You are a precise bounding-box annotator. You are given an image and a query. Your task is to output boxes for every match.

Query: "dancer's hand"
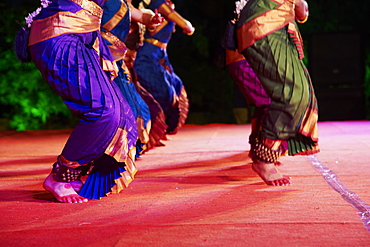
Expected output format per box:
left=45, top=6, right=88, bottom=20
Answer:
left=295, top=0, right=309, bottom=23
left=150, top=9, right=164, bottom=26
left=182, top=20, right=195, bottom=36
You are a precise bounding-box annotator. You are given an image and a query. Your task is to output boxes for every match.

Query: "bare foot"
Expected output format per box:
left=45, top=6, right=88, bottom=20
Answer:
left=43, top=173, right=88, bottom=203
left=252, top=160, right=291, bottom=186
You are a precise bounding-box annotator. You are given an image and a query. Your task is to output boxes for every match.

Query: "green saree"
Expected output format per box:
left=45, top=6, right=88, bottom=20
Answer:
left=237, top=0, right=319, bottom=156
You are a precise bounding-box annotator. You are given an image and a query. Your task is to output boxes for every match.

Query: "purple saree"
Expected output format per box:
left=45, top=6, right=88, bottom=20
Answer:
left=28, top=0, right=138, bottom=199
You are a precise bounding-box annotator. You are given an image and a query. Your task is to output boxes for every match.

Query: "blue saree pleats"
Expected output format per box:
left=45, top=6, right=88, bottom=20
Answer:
left=30, top=34, right=139, bottom=199
left=114, top=61, right=151, bottom=155
left=79, top=154, right=136, bottom=199
left=131, top=67, right=168, bottom=150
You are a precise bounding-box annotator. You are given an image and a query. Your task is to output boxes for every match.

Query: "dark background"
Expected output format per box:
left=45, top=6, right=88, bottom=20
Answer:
left=1, top=0, right=369, bottom=130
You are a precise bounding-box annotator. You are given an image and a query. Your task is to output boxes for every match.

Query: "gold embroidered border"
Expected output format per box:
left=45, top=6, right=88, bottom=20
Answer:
left=101, top=31, right=128, bottom=61
left=225, top=49, right=245, bottom=66
left=144, top=38, right=167, bottom=49
left=69, top=0, right=103, bottom=18
left=104, top=127, right=129, bottom=163
left=29, top=10, right=100, bottom=46
left=237, top=0, right=295, bottom=52
left=101, top=1, right=129, bottom=32
left=287, top=22, right=305, bottom=60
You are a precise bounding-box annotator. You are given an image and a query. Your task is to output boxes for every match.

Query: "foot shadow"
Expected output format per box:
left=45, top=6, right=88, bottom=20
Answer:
left=0, top=190, right=56, bottom=203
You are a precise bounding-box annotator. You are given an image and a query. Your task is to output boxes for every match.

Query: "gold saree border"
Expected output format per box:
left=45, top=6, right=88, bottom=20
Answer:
left=101, top=1, right=129, bottom=32
left=237, top=0, right=295, bottom=52
left=28, top=10, right=100, bottom=46
left=101, top=31, right=128, bottom=61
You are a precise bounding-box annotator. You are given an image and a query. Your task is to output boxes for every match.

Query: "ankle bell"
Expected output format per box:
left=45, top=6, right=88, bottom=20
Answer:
left=253, top=142, right=282, bottom=163
left=52, top=156, right=90, bottom=183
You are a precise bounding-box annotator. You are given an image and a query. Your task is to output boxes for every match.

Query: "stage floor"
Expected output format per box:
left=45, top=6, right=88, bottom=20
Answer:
left=1, top=121, right=370, bottom=246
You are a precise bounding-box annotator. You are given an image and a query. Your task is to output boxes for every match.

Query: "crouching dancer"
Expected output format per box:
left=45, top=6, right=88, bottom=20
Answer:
left=235, top=0, right=319, bottom=185
left=20, top=0, right=139, bottom=202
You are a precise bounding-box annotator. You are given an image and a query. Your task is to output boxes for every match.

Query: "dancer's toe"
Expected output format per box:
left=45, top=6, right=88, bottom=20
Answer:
left=270, top=176, right=292, bottom=186
left=61, top=194, right=88, bottom=203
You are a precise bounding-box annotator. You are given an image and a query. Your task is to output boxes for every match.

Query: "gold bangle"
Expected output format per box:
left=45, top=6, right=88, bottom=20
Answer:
left=296, top=12, right=309, bottom=23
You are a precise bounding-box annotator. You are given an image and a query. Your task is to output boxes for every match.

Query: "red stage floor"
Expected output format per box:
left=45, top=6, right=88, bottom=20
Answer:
left=0, top=121, right=370, bottom=246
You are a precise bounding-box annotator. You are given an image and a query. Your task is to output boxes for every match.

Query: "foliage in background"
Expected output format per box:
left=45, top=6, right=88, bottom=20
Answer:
left=0, top=50, right=73, bottom=130
left=0, top=1, right=73, bottom=130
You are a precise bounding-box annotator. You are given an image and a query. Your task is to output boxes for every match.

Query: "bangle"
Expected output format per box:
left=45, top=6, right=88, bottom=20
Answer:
left=296, top=11, right=309, bottom=23
left=147, top=27, right=155, bottom=32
